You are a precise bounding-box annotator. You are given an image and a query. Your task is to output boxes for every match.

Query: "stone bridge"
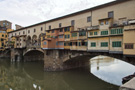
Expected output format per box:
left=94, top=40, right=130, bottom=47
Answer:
left=10, top=48, right=130, bottom=71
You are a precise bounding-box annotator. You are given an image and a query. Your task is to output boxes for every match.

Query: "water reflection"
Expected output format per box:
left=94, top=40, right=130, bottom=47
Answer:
left=0, top=58, right=118, bottom=90
left=90, top=56, right=135, bottom=86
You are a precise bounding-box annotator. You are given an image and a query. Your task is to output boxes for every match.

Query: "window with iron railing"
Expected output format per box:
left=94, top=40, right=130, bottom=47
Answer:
left=125, top=44, right=133, bottom=49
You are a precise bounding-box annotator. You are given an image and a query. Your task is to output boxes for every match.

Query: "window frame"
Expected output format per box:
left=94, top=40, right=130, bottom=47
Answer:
left=87, top=16, right=91, bottom=22
left=108, top=11, right=114, bottom=18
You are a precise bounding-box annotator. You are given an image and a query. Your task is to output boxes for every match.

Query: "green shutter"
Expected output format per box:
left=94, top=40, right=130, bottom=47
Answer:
left=91, top=42, right=96, bottom=47
left=85, top=42, right=87, bottom=46
left=112, top=41, right=121, bottom=47
left=101, top=31, right=108, bottom=35
left=79, top=42, right=81, bottom=46
left=101, top=42, right=108, bottom=47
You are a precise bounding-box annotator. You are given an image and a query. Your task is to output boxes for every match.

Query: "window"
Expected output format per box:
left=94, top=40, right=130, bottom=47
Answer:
left=68, top=35, right=70, bottom=38
left=1, top=39, right=3, bottom=41
left=65, top=35, right=70, bottom=38
left=71, top=20, right=75, bottom=26
left=72, top=33, right=77, bottom=37
left=100, top=21, right=104, bottom=25
left=111, top=28, right=123, bottom=35
left=28, top=30, right=30, bottom=33
left=79, top=31, right=86, bottom=36
left=23, top=31, right=25, bottom=34
left=60, top=29, right=63, bottom=32
left=52, top=30, right=54, bottom=33
left=101, top=31, right=108, bottom=35
left=91, top=42, right=96, bottom=47
left=44, top=42, right=47, bottom=45
left=112, top=41, right=121, bottom=47
left=108, top=11, right=114, bottom=18
left=56, top=42, right=58, bottom=46
left=64, top=43, right=66, bottom=46
left=2, top=43, right=4, bottom=46
left=34, top=29, right=36, bottom=33
left=90, top=32, right=93, bottom=35
left=15, top=33, right=16, bottom=36
left=3, top=23, right=5, bottom=26
left=125, top=44, right=133, bottom=49
left=59, top=42, right=64, bottom=46
left=20, top=43, right=21, bottom=45
left=7, top=23, right=8, bottom=25
left=81, top=42, right=87, bottom=46
left=67, top=27, right=70, bottom=31
left=59, top=35, right=63, bottom=38
left=64, top=27, right=67, bottom=32
left=105, top=21, right=109, bottom=25
left=19, top=32, right=20, bottom=35
left=47, top=31, right=50, bottom=33
left=59, top=23, right=62, bottom=28
left=94, top=32, right=98, bottom=35
left=65, top=35, right=67, bottom=38
left=20, top=39, right=21, bottom=41
left=101, top=42, right=108, bottom=47
left=49, top=25, right=51, bottom=30
left=41, top=27, right=43, bottom=31
left=87, top=16, right=91, bottom=22
left=6, top=35, right=7, bottom=37
left=2, top=34, right=4, bottom=37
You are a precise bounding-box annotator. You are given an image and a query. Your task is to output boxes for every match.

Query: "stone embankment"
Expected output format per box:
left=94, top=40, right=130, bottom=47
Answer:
left=119, top=77, right=135, bottom=90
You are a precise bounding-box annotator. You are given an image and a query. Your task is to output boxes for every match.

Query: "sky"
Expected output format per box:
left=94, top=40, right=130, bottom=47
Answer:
left=0, top=0, right=115, bottom=29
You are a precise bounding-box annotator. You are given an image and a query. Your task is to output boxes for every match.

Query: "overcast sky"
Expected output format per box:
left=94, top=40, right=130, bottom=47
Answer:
left=0, top=0, right=115, bottom=29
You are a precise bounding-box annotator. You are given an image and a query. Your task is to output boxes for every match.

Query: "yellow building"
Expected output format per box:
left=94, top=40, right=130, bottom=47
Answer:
left=0, top=20, right=13, bottom=51
left=123, top=20, right=135, bottom=56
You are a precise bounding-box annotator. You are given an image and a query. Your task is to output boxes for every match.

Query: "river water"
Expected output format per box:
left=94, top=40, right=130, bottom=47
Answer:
left=0, top=56, right=135, bottom=90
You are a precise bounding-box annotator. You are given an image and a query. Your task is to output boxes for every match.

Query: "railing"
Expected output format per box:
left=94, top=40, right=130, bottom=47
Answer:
left=87, top=25, right=99, bottom=30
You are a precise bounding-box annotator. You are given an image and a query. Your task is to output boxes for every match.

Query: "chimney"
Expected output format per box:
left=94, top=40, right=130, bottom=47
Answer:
left=15, top=24, right=23, bottom=30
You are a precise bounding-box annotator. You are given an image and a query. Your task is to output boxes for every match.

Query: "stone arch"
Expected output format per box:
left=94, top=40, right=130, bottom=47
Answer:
left=62, top=51, right=123, bottom=70
left=38, top=34, right=42, bottom=46
left=32, top=35, right=38, bottom=46
left=26, top=36, right=31, bottom=47
left=23, top=49, right=44, bottom=61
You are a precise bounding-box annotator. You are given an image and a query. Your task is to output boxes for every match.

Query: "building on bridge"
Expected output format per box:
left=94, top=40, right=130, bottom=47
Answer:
left=6, top=0, right=135, bottom=61
left=0, top=20, right=13, bottom=51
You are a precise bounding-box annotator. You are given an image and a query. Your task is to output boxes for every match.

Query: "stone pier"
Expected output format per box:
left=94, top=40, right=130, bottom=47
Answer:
left=119, top=78, right=135, bottom=90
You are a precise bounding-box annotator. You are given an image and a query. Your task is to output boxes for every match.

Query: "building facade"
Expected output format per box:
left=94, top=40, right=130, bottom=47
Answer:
left=7, top=0, right=135, bottom=58
left=0, top=20, right=13, bottom=51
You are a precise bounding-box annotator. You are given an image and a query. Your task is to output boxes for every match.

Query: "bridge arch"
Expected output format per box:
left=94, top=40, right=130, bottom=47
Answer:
left=62, top=51, right=123, bottom=70
left=23, top=49, right=44, bottom=62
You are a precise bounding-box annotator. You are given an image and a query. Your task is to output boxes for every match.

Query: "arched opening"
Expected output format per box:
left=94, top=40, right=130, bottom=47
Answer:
left=26, top=36, right=31, bottom=47
left=32, top=35, right=38, bottom=47
left=24, top=50, right=44, bottom=62
left=38, top=34, right=42, bottom=47
left=63, top=55, right=94, bottom=70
